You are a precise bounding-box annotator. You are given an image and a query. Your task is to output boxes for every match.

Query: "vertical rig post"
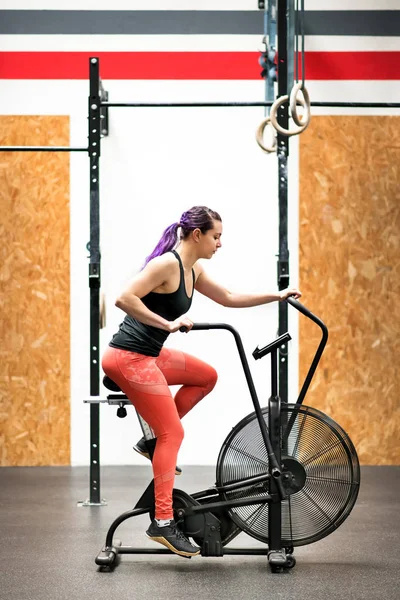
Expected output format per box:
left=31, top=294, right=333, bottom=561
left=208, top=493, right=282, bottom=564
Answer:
left=276, top=0, right=289, bottom=405
left=88, top=57, right=102, bottom=505
left=287, top=0, right=295, bottom=99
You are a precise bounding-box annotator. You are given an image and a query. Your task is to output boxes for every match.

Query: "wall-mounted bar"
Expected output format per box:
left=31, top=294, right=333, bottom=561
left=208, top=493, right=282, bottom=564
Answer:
left=0, top=146, right=88, bottom=152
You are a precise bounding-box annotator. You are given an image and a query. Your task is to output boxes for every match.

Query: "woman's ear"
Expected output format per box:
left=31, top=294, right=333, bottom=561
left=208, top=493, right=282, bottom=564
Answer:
left=192, top=228, right=202, bottom=243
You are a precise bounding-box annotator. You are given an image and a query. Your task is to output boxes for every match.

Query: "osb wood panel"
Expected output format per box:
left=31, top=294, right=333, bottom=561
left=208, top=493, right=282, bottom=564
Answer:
left=299, top=116, right=400, bottom=465
left=0, top=116, right=70, bottom=466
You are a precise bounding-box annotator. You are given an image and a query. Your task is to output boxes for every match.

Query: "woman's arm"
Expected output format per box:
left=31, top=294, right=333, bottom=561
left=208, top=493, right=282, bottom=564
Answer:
left=195, top=264, right=301, bottom=308
left=115, top=256, right=179, bottom=331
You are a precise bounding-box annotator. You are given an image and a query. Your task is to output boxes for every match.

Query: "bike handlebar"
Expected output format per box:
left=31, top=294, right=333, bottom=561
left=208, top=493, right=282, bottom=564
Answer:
left=180, top=298, right=328, bottom=407
left=180, top=297, right=327, bottom=338
left=285, top=297, right=328, bottom=405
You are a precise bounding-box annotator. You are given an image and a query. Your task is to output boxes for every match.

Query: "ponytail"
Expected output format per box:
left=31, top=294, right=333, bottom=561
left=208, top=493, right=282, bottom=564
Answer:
left=141, top=206, right=222, bottom=269
left=142, top=222, right=179, bottom=268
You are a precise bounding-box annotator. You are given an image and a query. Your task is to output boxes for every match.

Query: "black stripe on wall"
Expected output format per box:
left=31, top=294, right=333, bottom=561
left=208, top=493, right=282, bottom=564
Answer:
left=0, top=10, right=399, bottom=36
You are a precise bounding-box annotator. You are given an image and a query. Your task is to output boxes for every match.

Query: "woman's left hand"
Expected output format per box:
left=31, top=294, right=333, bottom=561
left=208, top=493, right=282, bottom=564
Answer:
left=279, top=288, right=302, bottom=301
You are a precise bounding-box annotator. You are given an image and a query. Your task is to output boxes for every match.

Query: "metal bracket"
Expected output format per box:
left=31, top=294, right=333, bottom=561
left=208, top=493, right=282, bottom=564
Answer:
left=89, top=262, right=101, bottom=288
left=277, top=260, right=290, bottom=289
left=77, top=498, right=107, bottom=507
left=99, top=81, right=109, bottom=137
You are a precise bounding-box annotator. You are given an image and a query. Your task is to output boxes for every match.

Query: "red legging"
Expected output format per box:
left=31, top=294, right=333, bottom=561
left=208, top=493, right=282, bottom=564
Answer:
left=101, top=345, right=218, bottom=519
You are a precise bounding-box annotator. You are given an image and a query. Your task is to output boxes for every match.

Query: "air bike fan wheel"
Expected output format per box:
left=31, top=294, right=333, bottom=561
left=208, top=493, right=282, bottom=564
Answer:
left=216, top=405, right=360, bottom=547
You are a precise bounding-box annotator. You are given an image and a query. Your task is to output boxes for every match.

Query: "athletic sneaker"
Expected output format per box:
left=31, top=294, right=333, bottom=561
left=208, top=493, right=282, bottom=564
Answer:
left=133, top=437, right=182, bottom=475
left=146, top=519, right=200, bottom=558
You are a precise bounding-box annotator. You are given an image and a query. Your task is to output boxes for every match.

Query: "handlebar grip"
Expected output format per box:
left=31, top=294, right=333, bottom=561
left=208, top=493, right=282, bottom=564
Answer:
left=179, top=323, right=213, bottom=332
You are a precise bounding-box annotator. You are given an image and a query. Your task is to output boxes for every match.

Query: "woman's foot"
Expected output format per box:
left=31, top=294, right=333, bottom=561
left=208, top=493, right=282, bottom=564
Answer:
left=146, top=519, right=200, bottom=558
left=133, top=437, right=182, bottom=475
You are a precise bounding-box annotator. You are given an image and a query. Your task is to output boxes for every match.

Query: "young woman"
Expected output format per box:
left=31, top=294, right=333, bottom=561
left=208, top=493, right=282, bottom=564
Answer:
left=102, top=205, right=301, bottom=558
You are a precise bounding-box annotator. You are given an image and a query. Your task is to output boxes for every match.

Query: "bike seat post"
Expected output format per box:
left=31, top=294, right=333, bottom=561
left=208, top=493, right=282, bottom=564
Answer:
left=269, top=346, right=281, bottom=469
left=268, top=346, right=284, bottom=553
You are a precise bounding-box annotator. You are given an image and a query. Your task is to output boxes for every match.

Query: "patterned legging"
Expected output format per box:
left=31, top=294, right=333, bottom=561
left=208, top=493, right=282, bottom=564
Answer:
left=101, top=345, right=218, bottom=519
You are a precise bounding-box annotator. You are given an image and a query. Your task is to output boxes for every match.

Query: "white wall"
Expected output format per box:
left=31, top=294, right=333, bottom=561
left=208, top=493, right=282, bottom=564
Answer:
left=74, top=77, right=398, bottom=467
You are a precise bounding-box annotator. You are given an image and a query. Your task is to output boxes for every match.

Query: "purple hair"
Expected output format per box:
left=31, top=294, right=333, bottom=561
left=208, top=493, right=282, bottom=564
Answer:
left=142, top=205, right=222, bottom=268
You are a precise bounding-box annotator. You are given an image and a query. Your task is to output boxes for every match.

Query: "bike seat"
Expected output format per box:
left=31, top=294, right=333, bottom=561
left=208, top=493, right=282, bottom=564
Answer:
left=103, top=375, right=122, bottom=393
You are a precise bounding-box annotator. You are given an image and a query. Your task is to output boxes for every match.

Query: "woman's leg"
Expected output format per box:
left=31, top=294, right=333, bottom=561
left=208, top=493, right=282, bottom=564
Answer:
left=102, top=346, right=183, bottom=520
left=155, top=347, right=218, bottom=418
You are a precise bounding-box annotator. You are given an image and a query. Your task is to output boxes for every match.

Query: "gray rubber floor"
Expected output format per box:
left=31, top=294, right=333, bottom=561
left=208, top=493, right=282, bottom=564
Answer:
left=0, top=465, right=398, bottom=600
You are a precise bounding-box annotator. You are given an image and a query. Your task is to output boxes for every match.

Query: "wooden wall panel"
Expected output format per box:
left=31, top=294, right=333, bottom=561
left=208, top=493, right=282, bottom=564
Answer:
left=0, top=116, right=70, bottom=466
left=299, top=116, right=400, bottom=465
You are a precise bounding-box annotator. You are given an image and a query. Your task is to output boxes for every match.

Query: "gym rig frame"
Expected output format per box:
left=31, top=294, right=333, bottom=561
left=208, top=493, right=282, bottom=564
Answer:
left=0, top=1, right=398, bottom=506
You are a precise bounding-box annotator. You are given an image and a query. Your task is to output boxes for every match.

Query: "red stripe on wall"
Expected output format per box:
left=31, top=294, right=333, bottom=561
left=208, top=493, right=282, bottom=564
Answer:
left=0, top=51, right=399, bottom=80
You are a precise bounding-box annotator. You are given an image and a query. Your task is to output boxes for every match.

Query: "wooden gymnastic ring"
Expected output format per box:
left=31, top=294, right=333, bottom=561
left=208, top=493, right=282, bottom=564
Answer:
left=269, top=94, right=309, bottom=137
left=100, top=293, right=106, bottom=329
left=289, top=82, right=311, bottom=127
left=255, top=116, right=277, bottom=153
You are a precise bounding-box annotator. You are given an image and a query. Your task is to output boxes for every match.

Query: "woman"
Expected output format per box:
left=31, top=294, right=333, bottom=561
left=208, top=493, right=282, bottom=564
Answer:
left=102, top=205, right=301, bottom=558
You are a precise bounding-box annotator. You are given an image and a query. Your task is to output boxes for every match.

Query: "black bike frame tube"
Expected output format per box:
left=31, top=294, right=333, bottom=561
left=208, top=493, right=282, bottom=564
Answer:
left=271, top=348, right=278, bottom=398
left=192, top=473, right=271, bottom=499
left=268, top=350, right=283, bottom=552
left=183, top=493, right=273, bottom=515
left=117, top=547, right=270, bottom=556
left=105, top=507, right=150, bottom=548
left=189, top=323, right=284, bottom=488
left=287, top=298, right=328, bottom=404
left=88, top=56, right=102, bottom=504
left=281, top=298, right=329, bottom=445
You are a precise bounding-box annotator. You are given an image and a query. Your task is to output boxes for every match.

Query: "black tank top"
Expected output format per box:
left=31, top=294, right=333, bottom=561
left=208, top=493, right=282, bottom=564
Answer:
left=109, top=250, right=195, bottom=357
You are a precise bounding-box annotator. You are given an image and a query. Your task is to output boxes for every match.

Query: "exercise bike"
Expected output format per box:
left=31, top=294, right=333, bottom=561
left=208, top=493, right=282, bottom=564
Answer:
left=95, top=298, right=360, bottom=573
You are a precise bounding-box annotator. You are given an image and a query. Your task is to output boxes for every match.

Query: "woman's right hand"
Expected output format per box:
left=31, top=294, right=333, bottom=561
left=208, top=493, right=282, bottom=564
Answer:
left=168, top=316, right=194, bottom=333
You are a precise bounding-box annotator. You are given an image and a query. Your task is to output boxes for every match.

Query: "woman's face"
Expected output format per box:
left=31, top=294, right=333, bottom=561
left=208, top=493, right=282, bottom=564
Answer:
left=200, top=220, right=223, bottom=259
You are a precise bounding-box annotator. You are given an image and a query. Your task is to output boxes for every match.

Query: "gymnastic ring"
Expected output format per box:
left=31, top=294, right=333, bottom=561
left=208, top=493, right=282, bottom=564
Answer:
left=290, top=82, right=311, bottom=128
left=100, top=292, right=106, bottom=329
left=269, top=94, right=309, bottom=137
left=255, top=116, right=277, bottom=153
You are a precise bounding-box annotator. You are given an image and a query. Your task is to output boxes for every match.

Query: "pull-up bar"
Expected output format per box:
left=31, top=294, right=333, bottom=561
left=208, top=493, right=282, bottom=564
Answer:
left=103, top=102, right=400, bottom=109
left=0, top=99, right=398, bottom=154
